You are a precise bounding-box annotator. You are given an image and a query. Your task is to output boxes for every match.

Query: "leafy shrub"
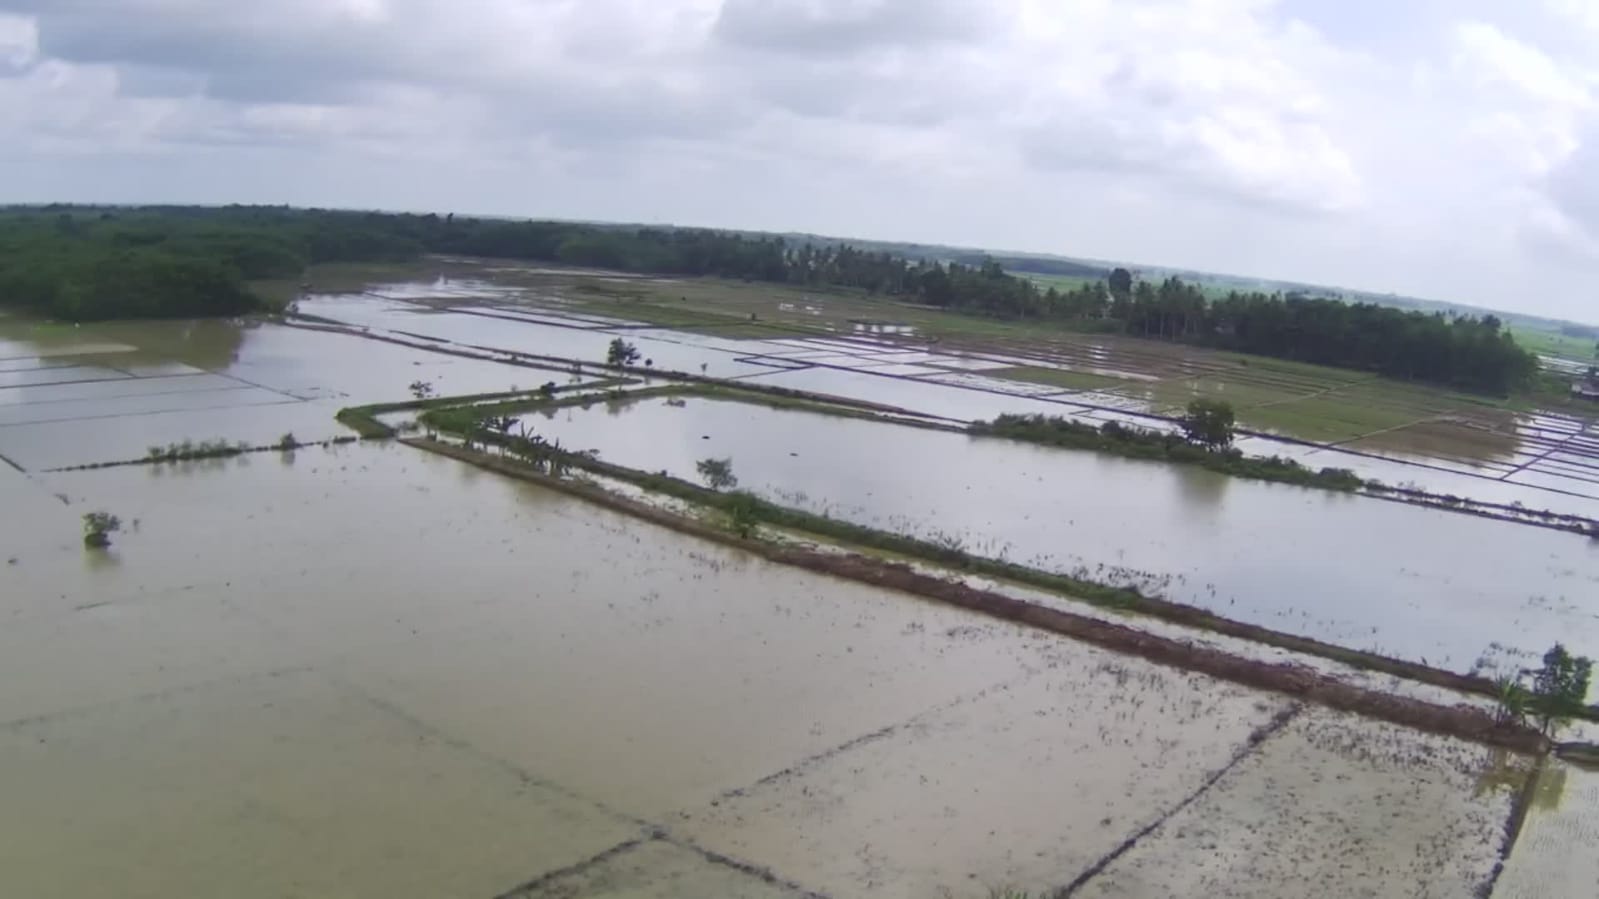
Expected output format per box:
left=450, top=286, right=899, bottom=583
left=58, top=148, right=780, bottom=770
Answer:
left=82, top=511, right=121, bottom=549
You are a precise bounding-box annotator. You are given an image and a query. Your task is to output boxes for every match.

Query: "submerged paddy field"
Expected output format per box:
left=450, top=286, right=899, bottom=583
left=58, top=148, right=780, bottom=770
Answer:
left=1, top=260, right=1595, bottom=897
left=323, top=258, right=1599, bottom=509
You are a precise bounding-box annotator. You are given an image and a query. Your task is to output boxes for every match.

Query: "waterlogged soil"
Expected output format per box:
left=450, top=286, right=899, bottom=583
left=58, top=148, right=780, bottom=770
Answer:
left=0, top=443, right=1532, bottom=898
left=1072, top=707, right=1515, bottom=899
left=677, top=665, right=1288, bottom=898
left=1491, top=760, right=1599, bottom=898
left=531, top=396, right=1599, bottom=673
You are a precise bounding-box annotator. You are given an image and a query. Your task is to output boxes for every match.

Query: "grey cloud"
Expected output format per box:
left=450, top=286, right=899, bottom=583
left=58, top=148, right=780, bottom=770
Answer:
left=713, top=0, right=988, bottom=55
left=111, top=64, right=206, bottom=99
left=1545, top=135, right=1599, bottom=240
left=2, top=2, right=470, bottom=103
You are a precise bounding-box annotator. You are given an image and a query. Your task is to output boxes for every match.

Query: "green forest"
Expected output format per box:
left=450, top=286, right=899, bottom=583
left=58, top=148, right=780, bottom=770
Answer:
left=0, top=205, right=1538, bottom=393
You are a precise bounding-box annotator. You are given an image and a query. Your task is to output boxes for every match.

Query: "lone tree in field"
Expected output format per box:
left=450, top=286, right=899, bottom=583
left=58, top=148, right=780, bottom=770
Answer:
left=607, top=338, right=640, bottom=368
left=696, top=457, right=738, bottom=491
left=1179, top=398, right=1236, bottom=450
left=1531, top=643, right=1593, bottom=734
left=82, top=511, right=121, bottom=549
left=1108, top=267, right=1134, bottom=301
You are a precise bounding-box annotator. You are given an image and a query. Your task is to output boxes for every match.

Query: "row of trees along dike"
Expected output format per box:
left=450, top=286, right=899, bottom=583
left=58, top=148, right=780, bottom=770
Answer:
left=971, top=399, right=1367, bottom=492
left=0, top=205, right=1537, bottom=393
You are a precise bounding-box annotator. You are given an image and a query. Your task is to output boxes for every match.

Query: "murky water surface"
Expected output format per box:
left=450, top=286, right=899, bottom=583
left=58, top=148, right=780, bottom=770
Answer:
left=535, top=396, right=1599, bottom=672
left=293, top=292, right=1599, bottom=517
left=0, top=304, right=1574, bottom=896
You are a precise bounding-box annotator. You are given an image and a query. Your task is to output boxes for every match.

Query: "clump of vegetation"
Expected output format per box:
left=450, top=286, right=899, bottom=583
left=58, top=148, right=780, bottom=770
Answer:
left=606, top=338, right=640, bottom=367
left=724, top=490, right=763, bottom=538
left=696, top=457, right=738, bottom=491
left=971, top=414, right=1365, bottom=492
left=1532, top=644, right=1593, bottom=734
left=408, top=379, right=435, bottom=401
left=538, top=381, right=557, bottom=398
left=1178, top=398, right=1236, bottom=449
left=1492, top=643, right=1593, bottom=734
left=145, top=438, right=251, bottom=464
left=82, top=511, right=121, bottom=549
left=277, top=432, right=300, bottom=451
left=1492, top=675, right=1531, bottom=727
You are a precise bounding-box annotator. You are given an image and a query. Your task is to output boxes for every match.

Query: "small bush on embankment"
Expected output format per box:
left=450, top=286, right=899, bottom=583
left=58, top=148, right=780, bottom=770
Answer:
left=145, top=438, right=252, bottom=464
left=970, top=414, right=1366, bottom=492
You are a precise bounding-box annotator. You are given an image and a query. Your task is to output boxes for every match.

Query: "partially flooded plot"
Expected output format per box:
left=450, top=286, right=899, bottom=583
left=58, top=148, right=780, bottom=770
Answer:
left=1073, top=707, right=1516, bottom=899
left=677, top=664, right=1291, bottom=898
left=528, top=394, right=1599, bottom=671
left=1492, top=761, right=1599, bottom=898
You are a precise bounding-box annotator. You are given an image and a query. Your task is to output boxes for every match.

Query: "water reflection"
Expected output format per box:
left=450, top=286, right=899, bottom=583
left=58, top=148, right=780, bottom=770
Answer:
left=0, top=316, right=252, bottom=372
left=81, top=546, right=122, bottom=573
left=1532, top=761, right=1571, bottom=812
left=1173, top=466, right=1229, bottom=508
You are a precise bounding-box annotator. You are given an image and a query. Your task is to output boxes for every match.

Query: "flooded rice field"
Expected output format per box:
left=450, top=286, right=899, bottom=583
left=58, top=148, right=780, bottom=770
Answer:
left=291, top=283, right=1599, bottom=519
left=0, top=317, right=567, bottom=470
left=0, top=295, right=1588, bottom=896
left=0, top=444, right=1530, bottom=898
left=528, top=394, right=1599, bottom=673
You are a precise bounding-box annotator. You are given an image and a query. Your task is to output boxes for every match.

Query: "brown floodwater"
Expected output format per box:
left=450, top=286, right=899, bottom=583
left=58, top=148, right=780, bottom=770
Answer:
left=0, top=308, right=1562, bottom=896
left=1, top=445, right=1529, bottom=898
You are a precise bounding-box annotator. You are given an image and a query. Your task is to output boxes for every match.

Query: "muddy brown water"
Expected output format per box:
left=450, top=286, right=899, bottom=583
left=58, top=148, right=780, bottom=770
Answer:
left=0, top=310, right=1572, bottom=896
left=0, top=447, right=1529, bottom=898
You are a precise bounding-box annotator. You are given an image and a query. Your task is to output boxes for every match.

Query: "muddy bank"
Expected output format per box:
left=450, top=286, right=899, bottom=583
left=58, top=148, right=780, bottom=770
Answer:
left=408, top=438, right=1549, bottom=754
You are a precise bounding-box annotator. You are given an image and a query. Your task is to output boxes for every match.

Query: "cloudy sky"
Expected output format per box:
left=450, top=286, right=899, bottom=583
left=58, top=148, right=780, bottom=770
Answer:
left=1, top=1, right=1597, bottom=319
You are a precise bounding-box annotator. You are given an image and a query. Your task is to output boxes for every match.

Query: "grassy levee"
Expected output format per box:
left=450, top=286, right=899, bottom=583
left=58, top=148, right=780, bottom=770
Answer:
left=46, top=435, right=364, bottom=472
left=417, top=380, right=963, bottom=437
left=970, top=413, right=1367, bottom=492
left=405, top=435, right=1551, bottom=754
left=335, top=381, right=642, bottom=439
left=973, top=413, right=1599, bottom=537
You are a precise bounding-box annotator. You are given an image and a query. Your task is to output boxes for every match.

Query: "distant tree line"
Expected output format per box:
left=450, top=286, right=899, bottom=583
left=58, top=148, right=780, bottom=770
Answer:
left=919, top=264, right=1537, bottom=394
left=0, top=205, right=1016, bottom=319
left=0, top=205, right=1538, bottom=392
left=0, top=205, right=417, bottom=320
